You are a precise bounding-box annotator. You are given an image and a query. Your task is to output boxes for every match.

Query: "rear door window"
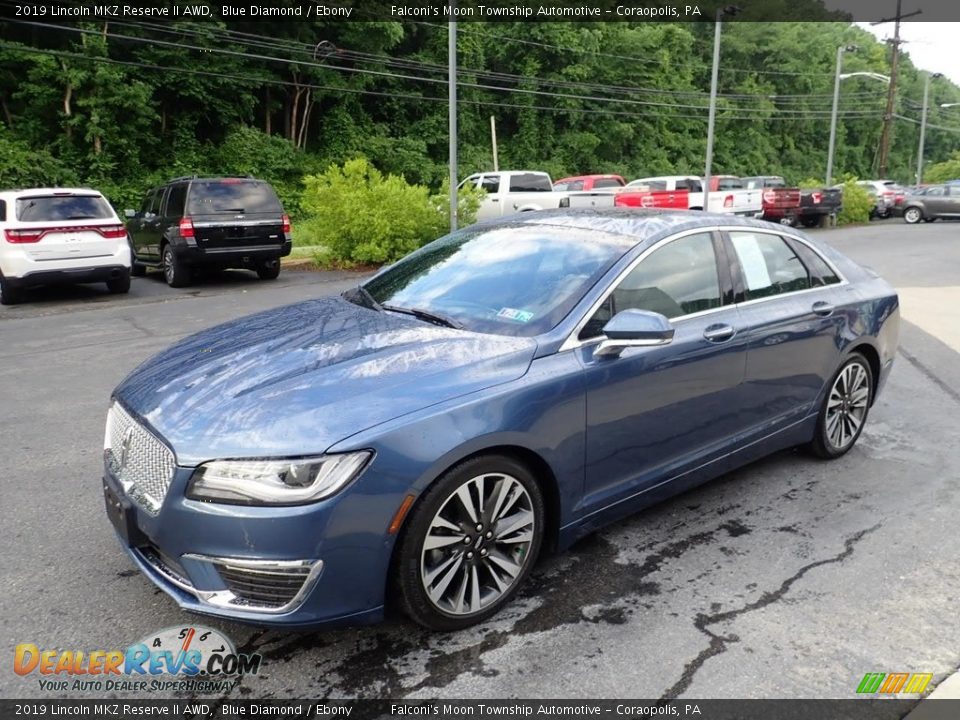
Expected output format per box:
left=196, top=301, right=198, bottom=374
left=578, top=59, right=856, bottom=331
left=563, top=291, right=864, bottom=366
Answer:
left=16, top=195, right=113, bottom=221
left=594, top=178, right=623, bottom=189
left=729, top=232, right=811, bottom=300
left=165, top=184, right=187, bottom=217
left=186, top=180, right=282, bottom=215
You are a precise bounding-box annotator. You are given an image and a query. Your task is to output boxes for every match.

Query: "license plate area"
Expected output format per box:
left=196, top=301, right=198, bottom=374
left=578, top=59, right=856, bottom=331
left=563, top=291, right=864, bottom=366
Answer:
left=103, top=482, right=147, bottom=547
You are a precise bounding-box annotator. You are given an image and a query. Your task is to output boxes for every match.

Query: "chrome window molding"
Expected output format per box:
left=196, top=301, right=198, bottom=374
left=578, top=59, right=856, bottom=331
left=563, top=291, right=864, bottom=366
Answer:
left=558, top=225, right=848, bottom=354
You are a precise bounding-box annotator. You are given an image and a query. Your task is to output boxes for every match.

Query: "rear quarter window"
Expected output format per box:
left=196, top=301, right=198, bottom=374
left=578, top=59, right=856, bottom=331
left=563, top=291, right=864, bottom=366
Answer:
left=16, top=195, right=114, bottom=222
left=509, top=174, right=552, bottom=192
left=186, top=180, right=283, bottom=215
left=594, top=178, right=624, bottom=189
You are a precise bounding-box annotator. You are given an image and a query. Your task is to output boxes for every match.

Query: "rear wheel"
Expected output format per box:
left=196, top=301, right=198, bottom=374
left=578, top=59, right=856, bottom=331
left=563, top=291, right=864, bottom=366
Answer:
left=808, top=354, right=873, bottom=459
left=256, top=259, right=281, bottom=280
left=106, top=270, right=131, bottom=294
left=394, top=454, right=545, bottom=630
left=162, top=245, right=191, bottom=288
left=0, top=272, right=22, bottom=305
left=903, top=207, right=923, bottom=224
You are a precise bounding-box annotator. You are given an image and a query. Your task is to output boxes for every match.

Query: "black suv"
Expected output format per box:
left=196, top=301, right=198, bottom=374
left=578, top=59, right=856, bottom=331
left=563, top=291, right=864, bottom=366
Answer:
left=125, top=176, right=292, bottom=287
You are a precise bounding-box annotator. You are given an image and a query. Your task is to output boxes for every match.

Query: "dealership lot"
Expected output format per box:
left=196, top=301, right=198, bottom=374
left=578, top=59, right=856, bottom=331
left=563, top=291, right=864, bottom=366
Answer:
left=1, top=222, right=958, bottom=700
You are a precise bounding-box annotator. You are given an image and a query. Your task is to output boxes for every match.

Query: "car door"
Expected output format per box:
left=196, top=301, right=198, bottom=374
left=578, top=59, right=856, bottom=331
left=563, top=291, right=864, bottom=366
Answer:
left=920, top=185, right=948, bottom=216
left=154, top=183, right=187, bottom=258
left=946, top=186, right=960, bottom=216
left=129, top=188, right=162, bottom=261
left=576, top=230, right=747, bottom=517
left=475, top=174, right=502, bottom=220
left=724, top=229, right=847, bottom=437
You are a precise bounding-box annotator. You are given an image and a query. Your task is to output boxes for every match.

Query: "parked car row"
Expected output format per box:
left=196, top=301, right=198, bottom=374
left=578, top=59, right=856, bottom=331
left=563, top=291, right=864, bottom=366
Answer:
left=0, top=176, right=292, bottom=305
left=460, top=171, right=846, bottom=227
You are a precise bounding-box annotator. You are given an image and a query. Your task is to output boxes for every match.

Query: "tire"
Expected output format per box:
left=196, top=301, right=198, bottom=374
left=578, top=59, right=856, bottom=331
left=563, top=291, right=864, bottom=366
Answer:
left=106, top=270, right=131, bottom=294
left=778, top=215, right=797, bottom=227
left=394, top=454, right=545, bottom=631
left=162, top=245, right=191, bottom=288
left=800, top=216, right=821, bottom=229
left=0, top=272, right=22, bottom=305
left=255, top=259, right=281, bottom=280
left=808, top=354, right=874, bottom=459
left=903, top=207, right=923, bottom=224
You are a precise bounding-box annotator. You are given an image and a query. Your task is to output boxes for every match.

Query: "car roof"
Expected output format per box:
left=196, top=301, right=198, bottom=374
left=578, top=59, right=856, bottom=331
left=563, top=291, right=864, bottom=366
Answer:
left=0, top=188, right=104, bottom=198
left=479, top=207, right=787, bottom=246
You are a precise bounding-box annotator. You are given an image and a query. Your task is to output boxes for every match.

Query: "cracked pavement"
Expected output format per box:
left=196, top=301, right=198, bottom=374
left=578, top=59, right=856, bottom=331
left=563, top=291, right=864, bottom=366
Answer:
left=1, top=222, right=958, bottom=701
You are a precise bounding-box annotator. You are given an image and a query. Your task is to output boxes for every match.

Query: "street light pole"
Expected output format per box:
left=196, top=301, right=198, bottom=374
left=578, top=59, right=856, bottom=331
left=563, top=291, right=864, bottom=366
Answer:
left=703, top=8, right=723, bottom=212
left=448, top=19, right=458, bottom=232
left=826, top=45, right=857, bottom=187
left=917, top=72, right=942, bottom=186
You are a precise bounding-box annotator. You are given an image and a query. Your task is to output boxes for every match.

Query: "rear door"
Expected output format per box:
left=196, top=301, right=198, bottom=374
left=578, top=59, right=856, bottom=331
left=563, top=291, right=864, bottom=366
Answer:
left=11, top=193, right=125, bottom=261
left=725, top=229, right=847, bottom=436
left=945, top=186, right=960, bottom=216
left=184, top=180, right=285, bottom=253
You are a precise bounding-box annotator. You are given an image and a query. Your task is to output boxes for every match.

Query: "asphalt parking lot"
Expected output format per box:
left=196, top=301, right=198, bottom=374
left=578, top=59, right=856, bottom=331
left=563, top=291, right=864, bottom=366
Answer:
left=1, top=221, right=958, bottom=702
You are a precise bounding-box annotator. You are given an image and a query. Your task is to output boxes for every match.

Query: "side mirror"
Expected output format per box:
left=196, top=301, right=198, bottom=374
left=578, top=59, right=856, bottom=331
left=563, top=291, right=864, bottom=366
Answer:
left=124, top=209, right=137, bottom=218
left=595, top=309, right=675, bottom=358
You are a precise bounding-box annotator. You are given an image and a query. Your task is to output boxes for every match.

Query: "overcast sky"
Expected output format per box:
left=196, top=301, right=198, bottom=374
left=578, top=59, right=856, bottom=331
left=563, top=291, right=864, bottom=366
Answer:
left=856, top=22, right=960, bottom=86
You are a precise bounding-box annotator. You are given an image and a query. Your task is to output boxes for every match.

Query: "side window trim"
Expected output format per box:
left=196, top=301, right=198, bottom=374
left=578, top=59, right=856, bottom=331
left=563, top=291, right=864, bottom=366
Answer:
left=566, top=227, right=731, bottom=347
left=720, top=229, right=847, bottom=306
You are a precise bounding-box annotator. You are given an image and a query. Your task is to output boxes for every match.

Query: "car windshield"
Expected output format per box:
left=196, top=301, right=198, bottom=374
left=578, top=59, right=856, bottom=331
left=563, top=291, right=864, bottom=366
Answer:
left=186, top=180, right=283, bottom=215
left=361, top=224, right=632, bottom=337
left=16, top=195, right=113, bottom=221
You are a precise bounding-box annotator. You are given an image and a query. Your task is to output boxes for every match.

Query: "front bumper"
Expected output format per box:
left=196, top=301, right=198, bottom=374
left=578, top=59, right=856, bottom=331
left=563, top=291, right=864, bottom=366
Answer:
left=102, top=459, right=391, bottom=629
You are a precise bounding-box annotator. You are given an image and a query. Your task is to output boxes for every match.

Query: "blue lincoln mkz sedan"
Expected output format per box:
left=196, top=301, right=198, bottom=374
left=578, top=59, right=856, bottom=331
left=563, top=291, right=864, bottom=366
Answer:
left=102, top=209, right=899, bottom=630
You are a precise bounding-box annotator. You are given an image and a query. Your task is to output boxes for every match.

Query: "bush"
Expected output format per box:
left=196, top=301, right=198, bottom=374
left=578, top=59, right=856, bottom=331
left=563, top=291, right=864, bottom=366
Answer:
left=301, top=158, right=473, bottom=266
left=924, top=152, right=960, bottom=184
left=0, top=127, right=77, bottom=188
left=836, top=177, right=874, bottom=226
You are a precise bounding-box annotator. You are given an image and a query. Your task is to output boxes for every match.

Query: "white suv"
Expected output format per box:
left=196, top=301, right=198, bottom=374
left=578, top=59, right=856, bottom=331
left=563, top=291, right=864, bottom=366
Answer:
left=0, top=188, right=131, bottom=305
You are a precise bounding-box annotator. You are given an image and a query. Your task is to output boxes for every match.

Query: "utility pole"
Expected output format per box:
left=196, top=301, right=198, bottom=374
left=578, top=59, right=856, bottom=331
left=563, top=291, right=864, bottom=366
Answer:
left=873, top=0, right=921, bottom=177
left=448, top=19, right=458, bottom=232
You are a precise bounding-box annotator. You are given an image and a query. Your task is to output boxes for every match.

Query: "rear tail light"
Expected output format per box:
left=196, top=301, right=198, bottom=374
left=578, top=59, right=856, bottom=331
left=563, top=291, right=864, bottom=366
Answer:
left=724, top=195, right=734, bottom=208
left=4, top=229, right=43, bottom=243
left=4, top=224, right=126, bottom=243
left=179, top=217, right=195, bottom=239
left=811, top=192, right=823, bottom=204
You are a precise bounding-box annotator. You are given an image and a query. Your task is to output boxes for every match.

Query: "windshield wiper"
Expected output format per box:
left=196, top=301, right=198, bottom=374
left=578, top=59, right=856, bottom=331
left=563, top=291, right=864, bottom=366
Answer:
left=342, top=285, right=382, bottom=312
left=382, top=304, right=463, bottom=329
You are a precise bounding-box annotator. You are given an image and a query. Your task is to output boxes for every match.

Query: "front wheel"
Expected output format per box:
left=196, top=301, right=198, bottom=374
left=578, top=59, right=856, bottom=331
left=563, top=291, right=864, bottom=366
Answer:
left=808, top=355, right=873, bottom=459
left=394, top=455, right=545, bottom=630
left=162, top=246, right=191, bottom=288
left=903, top=207, right=923, bottom=224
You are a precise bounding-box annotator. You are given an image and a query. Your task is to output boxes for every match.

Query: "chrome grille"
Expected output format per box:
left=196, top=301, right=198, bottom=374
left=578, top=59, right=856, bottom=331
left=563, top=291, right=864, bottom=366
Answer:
left=106, top=403, right=176, bottom=515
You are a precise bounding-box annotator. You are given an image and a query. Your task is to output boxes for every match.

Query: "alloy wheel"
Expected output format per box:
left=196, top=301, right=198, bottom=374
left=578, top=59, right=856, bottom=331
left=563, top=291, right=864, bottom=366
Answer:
left=419, top=472, right=535, bottom=616
left=825, top=361, right=870, bottom=451
left=904, top=207, right=922, bottom=224
left=163, top=248, right=175, bottom=285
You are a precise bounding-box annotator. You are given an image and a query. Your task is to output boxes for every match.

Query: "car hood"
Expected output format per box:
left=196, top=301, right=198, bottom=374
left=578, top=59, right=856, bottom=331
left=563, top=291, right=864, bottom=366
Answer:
left=114, top=296, right=537, bottom=466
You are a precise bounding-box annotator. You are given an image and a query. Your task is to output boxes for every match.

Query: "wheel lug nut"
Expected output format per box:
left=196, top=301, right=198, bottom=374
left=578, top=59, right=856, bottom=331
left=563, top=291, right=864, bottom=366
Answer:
left=466, top=551, right=474, bottom=559
left=485, top=531, right=492, bottom=539
left=475, top=524, right=483, bottom=532
left=480, top=549, right=488, bottom=556
left=463, top=536, right=471, bottom=544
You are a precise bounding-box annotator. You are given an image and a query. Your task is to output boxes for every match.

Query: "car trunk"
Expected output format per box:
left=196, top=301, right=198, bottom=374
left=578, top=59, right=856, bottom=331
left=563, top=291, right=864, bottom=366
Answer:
left=11, top=194, right=124, bottom=261
left=185, top=180, right=286, bottom=251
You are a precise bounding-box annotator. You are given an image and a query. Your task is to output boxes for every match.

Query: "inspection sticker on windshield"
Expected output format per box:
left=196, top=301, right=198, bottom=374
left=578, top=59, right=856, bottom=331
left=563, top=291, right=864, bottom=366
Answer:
left=497, top=307, right=534, bottom=323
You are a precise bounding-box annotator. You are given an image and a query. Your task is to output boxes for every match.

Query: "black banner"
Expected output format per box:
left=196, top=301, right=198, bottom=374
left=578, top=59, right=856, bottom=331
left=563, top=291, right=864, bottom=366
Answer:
left=5, top=699, right=960, bottom=720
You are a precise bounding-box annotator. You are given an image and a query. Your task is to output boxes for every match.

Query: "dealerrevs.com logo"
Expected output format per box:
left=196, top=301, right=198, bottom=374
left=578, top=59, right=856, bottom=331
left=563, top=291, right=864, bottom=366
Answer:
left=14, top=625, right=262, bottom=693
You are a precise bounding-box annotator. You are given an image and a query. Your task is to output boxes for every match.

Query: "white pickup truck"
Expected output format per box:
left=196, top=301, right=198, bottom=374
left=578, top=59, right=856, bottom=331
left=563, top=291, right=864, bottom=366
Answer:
left=627, top=175, right=763, bottom=216
left=460, top=171, right=568, bottom=222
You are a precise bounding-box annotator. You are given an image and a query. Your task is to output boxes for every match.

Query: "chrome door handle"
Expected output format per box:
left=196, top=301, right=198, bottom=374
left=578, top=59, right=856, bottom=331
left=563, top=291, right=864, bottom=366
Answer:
left=812, top=301, right=835, bottom=317
left=703, top=323, right=735, bottom=342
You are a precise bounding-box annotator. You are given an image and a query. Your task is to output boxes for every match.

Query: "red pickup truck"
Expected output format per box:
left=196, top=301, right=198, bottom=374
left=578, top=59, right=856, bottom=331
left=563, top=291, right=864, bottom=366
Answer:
left=614, top=186, right=690, bottom=210
left=742, top=176, right=802, bottom=225
left=553, top=174, right=626, bottom=191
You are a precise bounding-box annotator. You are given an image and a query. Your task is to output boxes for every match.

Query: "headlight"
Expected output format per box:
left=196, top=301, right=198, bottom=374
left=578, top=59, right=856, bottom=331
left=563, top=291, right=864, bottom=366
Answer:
left=186, top=452, right=372, bottom=506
